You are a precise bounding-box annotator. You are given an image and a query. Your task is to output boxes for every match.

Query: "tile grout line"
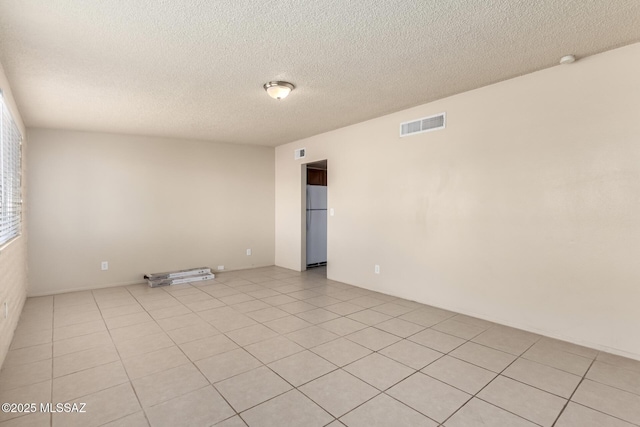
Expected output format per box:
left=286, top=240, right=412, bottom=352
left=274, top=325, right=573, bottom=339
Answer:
left=123, top=282, right=245, bottom=425
left=235, top=363, right=334, bottom=425
left=415, top=332, right=595, bottom=402
left=5, top=279, right=436, bottom=427
left=338, top=329, right=535, bottom=425
left=565, top=360, right=640, bottom=397
left=286, top=306, right=479, bottom=425
left=555, top=401, right=640, bottom=427
left=127, top=280, right=266, bottom=424
left=90, top=286, right=151, bottom=427
left=2, top=277, right=458, bottom=427
left=295, top=369, right=385, bottom=425
left=196, top=325, right=269, bottom=423
left=10, top=268, right=640, bottom=427
left=135, top=273, right=277, bottom=426
left=210, top=271, right=338, bottom=423
left=49, top=296, right=54, bottom=427
left=438, top=337, right=543, bottom=427
left=550, top=357, right=597, bottom=427
left=194, top=274, right=403, bottom=424
left=179, top=276, right=336, bottom=424
left=333, top=368, right=438, bottom=425
left=551, top=358, right=635, bottom=427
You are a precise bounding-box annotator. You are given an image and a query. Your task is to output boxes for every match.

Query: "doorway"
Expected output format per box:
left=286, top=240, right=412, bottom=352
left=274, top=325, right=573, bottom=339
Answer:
left=303, top=160, right=327, bottom=272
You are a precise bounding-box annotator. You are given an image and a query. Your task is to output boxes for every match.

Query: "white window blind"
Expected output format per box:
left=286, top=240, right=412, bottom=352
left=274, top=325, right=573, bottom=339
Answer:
left=0, top=90, right=23, bottom=246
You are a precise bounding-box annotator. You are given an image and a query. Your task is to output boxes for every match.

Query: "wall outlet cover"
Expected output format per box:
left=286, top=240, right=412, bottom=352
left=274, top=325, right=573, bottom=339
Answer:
left=374, top=264, right=380, bottom=274
left=246, top=249, right=252, bottom=256
left=101, top=261, right=109, bottom=271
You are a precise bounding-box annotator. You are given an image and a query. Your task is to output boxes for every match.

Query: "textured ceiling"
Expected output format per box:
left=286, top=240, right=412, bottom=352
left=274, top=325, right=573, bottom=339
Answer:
left=1, top=1, right=639, bottom=147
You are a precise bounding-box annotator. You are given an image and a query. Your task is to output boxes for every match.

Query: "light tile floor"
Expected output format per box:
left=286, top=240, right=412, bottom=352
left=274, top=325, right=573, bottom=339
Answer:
left=1, top=266, right=639, bottom=427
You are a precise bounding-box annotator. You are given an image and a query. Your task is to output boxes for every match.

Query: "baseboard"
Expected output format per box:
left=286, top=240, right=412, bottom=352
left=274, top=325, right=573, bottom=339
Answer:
left=326, top=273, right=640, bottom=363
left=29, top=265, right=639, bottom=362
left=442, top=304, right=640, bottom=362
left=27, top=279, right=146, bottom=297
left=26, top=263, right=277, bottom=297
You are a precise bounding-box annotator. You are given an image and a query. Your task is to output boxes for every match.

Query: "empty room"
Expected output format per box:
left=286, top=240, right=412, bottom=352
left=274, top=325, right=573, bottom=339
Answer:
left=0, top=1, right=639, bottom=427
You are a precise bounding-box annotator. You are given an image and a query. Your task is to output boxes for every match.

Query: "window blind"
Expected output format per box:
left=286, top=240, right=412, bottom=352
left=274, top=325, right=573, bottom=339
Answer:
left=0, top=90, right=22, bottom=246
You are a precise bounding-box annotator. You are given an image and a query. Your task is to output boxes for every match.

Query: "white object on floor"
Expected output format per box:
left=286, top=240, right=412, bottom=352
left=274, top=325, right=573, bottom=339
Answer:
left=145, top=267, right=214, bottom=287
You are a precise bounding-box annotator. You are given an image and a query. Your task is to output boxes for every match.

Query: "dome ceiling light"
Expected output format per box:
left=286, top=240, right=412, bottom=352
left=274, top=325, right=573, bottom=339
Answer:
left=264, top=81, right=295, bottom=100
left=560, top=55, right=576, bottom=65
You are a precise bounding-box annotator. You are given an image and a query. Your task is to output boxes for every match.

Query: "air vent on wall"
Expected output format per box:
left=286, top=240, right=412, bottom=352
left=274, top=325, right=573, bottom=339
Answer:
left=400, top=112, right=446, bottom=137
left=294, top=148, right=306, bottom=159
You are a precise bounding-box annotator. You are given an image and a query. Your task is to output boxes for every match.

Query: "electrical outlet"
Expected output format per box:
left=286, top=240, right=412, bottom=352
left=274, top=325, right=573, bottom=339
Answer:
left=330, top=208, right=335, bottom=216
left=246, top=249, right=252, bottom=256
left=101, top=261, right=109, bottom=271
left=217, top=265, right=225, bottom=271
left=374, top=264, right=380, bottom=274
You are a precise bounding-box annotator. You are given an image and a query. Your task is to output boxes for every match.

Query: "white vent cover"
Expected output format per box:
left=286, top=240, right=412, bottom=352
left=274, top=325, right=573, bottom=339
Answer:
left=294, top=148, right=306, bottom=159
left=400, top=112, right=446, bottom=137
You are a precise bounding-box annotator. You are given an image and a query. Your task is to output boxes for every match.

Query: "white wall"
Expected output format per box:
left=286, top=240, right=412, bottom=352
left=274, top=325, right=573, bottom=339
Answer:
left=275, top=43, right=640, bottom=360
left=0, top=61, right=28, bottom=368
left=27, top=129, right=275, bottom=295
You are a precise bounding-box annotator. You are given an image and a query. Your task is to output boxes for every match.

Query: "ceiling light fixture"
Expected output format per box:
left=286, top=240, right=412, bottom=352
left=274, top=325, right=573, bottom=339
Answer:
left=264, top=81, right=295, bottom=100
left=559, top=55, right=576, bottom=65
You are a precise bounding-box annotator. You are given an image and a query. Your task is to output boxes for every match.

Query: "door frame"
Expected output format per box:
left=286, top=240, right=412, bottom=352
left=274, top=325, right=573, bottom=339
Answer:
left=300, top=163, right=307, bottom=271
left=301, top=160, right=328, bottom=271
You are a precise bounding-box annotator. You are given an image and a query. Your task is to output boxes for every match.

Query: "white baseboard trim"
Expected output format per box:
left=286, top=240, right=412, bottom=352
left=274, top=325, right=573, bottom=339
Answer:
left=325, top=274, right=640, bottom=363
left=27, top=279, right=146, bottom=297
left=26, top=264, right=277, bottom=297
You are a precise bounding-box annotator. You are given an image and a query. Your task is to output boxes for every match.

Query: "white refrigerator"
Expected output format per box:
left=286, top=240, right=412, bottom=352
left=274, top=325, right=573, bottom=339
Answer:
left=306, top=185, right=327, bottom=266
